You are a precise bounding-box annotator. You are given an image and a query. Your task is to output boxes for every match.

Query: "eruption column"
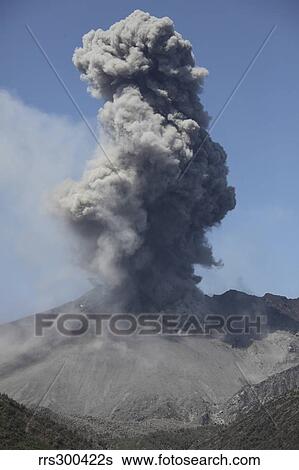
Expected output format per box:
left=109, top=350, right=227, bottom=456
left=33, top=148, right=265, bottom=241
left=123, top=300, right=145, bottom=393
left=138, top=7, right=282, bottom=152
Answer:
left=54, top=10, right=236, bottom=311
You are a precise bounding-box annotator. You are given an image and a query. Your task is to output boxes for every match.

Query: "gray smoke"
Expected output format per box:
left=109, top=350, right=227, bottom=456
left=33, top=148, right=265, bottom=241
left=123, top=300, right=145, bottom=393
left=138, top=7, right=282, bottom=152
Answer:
left=53, top=10, right=236, bottom=311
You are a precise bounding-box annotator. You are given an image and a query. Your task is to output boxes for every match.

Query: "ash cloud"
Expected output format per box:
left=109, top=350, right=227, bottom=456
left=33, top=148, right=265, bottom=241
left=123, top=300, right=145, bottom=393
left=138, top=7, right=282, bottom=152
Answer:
left=53, top=10, right=236, bottom=311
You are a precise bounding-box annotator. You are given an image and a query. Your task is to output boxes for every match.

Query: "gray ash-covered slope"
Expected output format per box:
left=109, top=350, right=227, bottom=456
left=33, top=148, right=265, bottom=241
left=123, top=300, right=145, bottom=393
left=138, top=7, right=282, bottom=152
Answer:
left=116, top=390, right=299, bottom=449
left=52, top=365, right=299, bottom=446
left=0, top=289, right=298, bottom=425
left=191, top=389, right=299, bottom=450
left=212, top=363, right=299, bottom=424
left=1, top=389, right=298, bottom=449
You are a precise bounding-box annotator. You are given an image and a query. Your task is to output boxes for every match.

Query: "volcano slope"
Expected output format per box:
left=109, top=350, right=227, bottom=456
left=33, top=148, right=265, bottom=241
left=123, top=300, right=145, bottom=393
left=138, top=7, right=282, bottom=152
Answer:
left=0, top=289, right=298, bottom=434
left=110, top=389, right=299, bottom=450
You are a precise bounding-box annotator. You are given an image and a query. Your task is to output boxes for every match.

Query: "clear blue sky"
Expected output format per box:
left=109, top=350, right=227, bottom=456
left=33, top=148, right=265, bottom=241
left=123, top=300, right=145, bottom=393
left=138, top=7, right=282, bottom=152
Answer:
left=0, top=0, right=299, bottom=322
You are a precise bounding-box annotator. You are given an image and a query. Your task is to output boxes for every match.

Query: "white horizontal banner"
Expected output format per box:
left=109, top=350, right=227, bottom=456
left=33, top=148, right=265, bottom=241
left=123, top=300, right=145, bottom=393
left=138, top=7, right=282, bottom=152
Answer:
left=0, top=449, right=297, bottom=469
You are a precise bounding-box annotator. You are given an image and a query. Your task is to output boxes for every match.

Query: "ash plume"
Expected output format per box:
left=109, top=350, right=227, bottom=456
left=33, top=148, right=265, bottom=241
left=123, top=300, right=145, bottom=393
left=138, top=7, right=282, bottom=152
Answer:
left=53, top=10, right=236, bottom=311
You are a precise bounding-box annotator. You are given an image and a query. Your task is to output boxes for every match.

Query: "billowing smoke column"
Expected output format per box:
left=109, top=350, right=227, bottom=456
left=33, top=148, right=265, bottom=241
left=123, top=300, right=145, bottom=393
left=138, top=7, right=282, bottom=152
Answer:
left=54, top=10, right=236, bottom=311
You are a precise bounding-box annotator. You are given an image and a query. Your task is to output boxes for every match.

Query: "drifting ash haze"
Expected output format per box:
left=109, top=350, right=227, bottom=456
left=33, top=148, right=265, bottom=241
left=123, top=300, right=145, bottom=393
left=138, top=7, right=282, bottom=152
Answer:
left=54, top=10, right=235, bottom=311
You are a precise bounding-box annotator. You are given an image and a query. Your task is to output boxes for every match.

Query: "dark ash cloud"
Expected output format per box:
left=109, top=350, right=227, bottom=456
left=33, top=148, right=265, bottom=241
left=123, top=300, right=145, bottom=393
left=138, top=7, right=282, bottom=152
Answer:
left=53, top=10, right=236, bottom=311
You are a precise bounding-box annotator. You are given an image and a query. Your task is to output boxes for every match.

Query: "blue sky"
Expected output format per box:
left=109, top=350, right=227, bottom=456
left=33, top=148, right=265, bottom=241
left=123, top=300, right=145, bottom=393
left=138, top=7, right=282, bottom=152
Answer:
left=0, top=0, right=299, bottom=322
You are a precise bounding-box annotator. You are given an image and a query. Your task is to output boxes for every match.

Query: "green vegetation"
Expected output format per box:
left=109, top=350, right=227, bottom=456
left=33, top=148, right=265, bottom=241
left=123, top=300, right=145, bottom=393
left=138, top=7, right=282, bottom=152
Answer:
left=0, top=393, right=94, bottom=449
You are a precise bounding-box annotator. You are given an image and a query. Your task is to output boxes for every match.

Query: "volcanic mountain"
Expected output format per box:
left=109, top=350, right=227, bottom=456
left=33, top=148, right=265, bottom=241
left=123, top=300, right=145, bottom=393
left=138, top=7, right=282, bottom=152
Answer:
left=0, top=288, right=298, bottom=434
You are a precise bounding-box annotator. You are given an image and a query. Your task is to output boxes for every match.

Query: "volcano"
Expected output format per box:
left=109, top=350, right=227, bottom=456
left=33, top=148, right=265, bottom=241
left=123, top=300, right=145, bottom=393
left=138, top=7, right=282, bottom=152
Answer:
left=0, top=289, right=298, bottom=436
